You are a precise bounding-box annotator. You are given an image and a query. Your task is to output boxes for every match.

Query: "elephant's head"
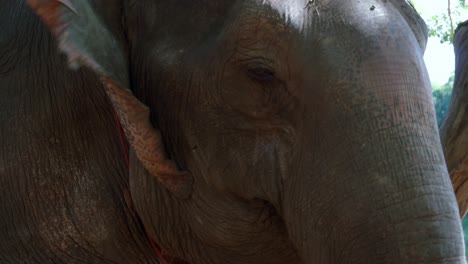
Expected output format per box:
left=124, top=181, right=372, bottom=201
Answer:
left=29, top=0, right=465, bottom=263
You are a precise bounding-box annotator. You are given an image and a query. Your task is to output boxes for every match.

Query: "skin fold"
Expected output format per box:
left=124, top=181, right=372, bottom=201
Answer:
left=0, top=0, right=466, bottom=263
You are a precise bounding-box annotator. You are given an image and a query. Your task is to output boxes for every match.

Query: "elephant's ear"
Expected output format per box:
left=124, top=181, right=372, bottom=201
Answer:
left=396, top=0, right=428, bottom=53
left=440, top=21, right=468, bottom=218
left=27, top=0, right=193, bottom=199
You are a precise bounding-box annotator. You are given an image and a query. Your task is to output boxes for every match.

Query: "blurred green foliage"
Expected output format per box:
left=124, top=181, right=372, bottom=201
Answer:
left=463, top=217, right=468, bottom=262
left=427, top=9, right=464, bottom=43
left=409, top=0, right=467, bottom=43
left=432, top=74, right=454, bottom=125
left=426, top=1, right=468, bottom=43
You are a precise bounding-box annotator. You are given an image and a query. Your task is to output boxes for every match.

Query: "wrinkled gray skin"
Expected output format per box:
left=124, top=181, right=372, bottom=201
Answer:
left=441, top=21, right=468, bottom=218
left=0, top=0, right=465, bottom=263
left=0, top=1, right=162, bottom=263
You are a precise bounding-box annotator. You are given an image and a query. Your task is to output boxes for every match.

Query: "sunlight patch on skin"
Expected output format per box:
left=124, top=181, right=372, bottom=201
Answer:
left=257, top=0, right=394, bottom=36
left=258, top=0, right=312, bottom=32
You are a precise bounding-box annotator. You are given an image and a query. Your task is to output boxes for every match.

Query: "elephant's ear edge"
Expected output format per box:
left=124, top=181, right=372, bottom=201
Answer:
left=27, top=0, right=194, bottom=199
left=397, top=0, right=429, bottom=53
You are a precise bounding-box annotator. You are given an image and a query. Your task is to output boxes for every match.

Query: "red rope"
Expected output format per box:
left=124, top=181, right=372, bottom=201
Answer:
left=114, top=113, right=168, bottom=264
left=114, top=113, right=129, bottom=168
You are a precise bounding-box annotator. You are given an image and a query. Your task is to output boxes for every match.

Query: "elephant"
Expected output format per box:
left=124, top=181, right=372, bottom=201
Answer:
left=0, top=0, right=466, bottom=263
left=441, top=21, right=468, bottom=219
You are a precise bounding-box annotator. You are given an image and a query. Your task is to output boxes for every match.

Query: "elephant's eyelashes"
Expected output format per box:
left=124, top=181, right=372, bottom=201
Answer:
left=247, top=66, right=275, bottom=82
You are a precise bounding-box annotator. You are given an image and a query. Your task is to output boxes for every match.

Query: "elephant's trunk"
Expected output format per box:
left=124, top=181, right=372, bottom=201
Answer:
left=282, top=45, right=465, bottom=263
left=284, top=151, right=465, bottom=263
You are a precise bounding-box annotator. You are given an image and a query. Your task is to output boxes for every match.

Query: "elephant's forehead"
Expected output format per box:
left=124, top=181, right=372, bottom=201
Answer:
left=253, top=0, right=306, bottom=30
left=256, top=0, right=400, bottom=33
left=139, top=0, right=421, bottom=65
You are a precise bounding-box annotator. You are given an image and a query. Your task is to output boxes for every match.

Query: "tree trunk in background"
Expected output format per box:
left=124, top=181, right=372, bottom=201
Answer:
left=441, top=20, right=468, bottom=218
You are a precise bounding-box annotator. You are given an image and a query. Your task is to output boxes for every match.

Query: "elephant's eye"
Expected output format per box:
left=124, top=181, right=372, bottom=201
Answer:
left=247, top=65, right=275, bottom=82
